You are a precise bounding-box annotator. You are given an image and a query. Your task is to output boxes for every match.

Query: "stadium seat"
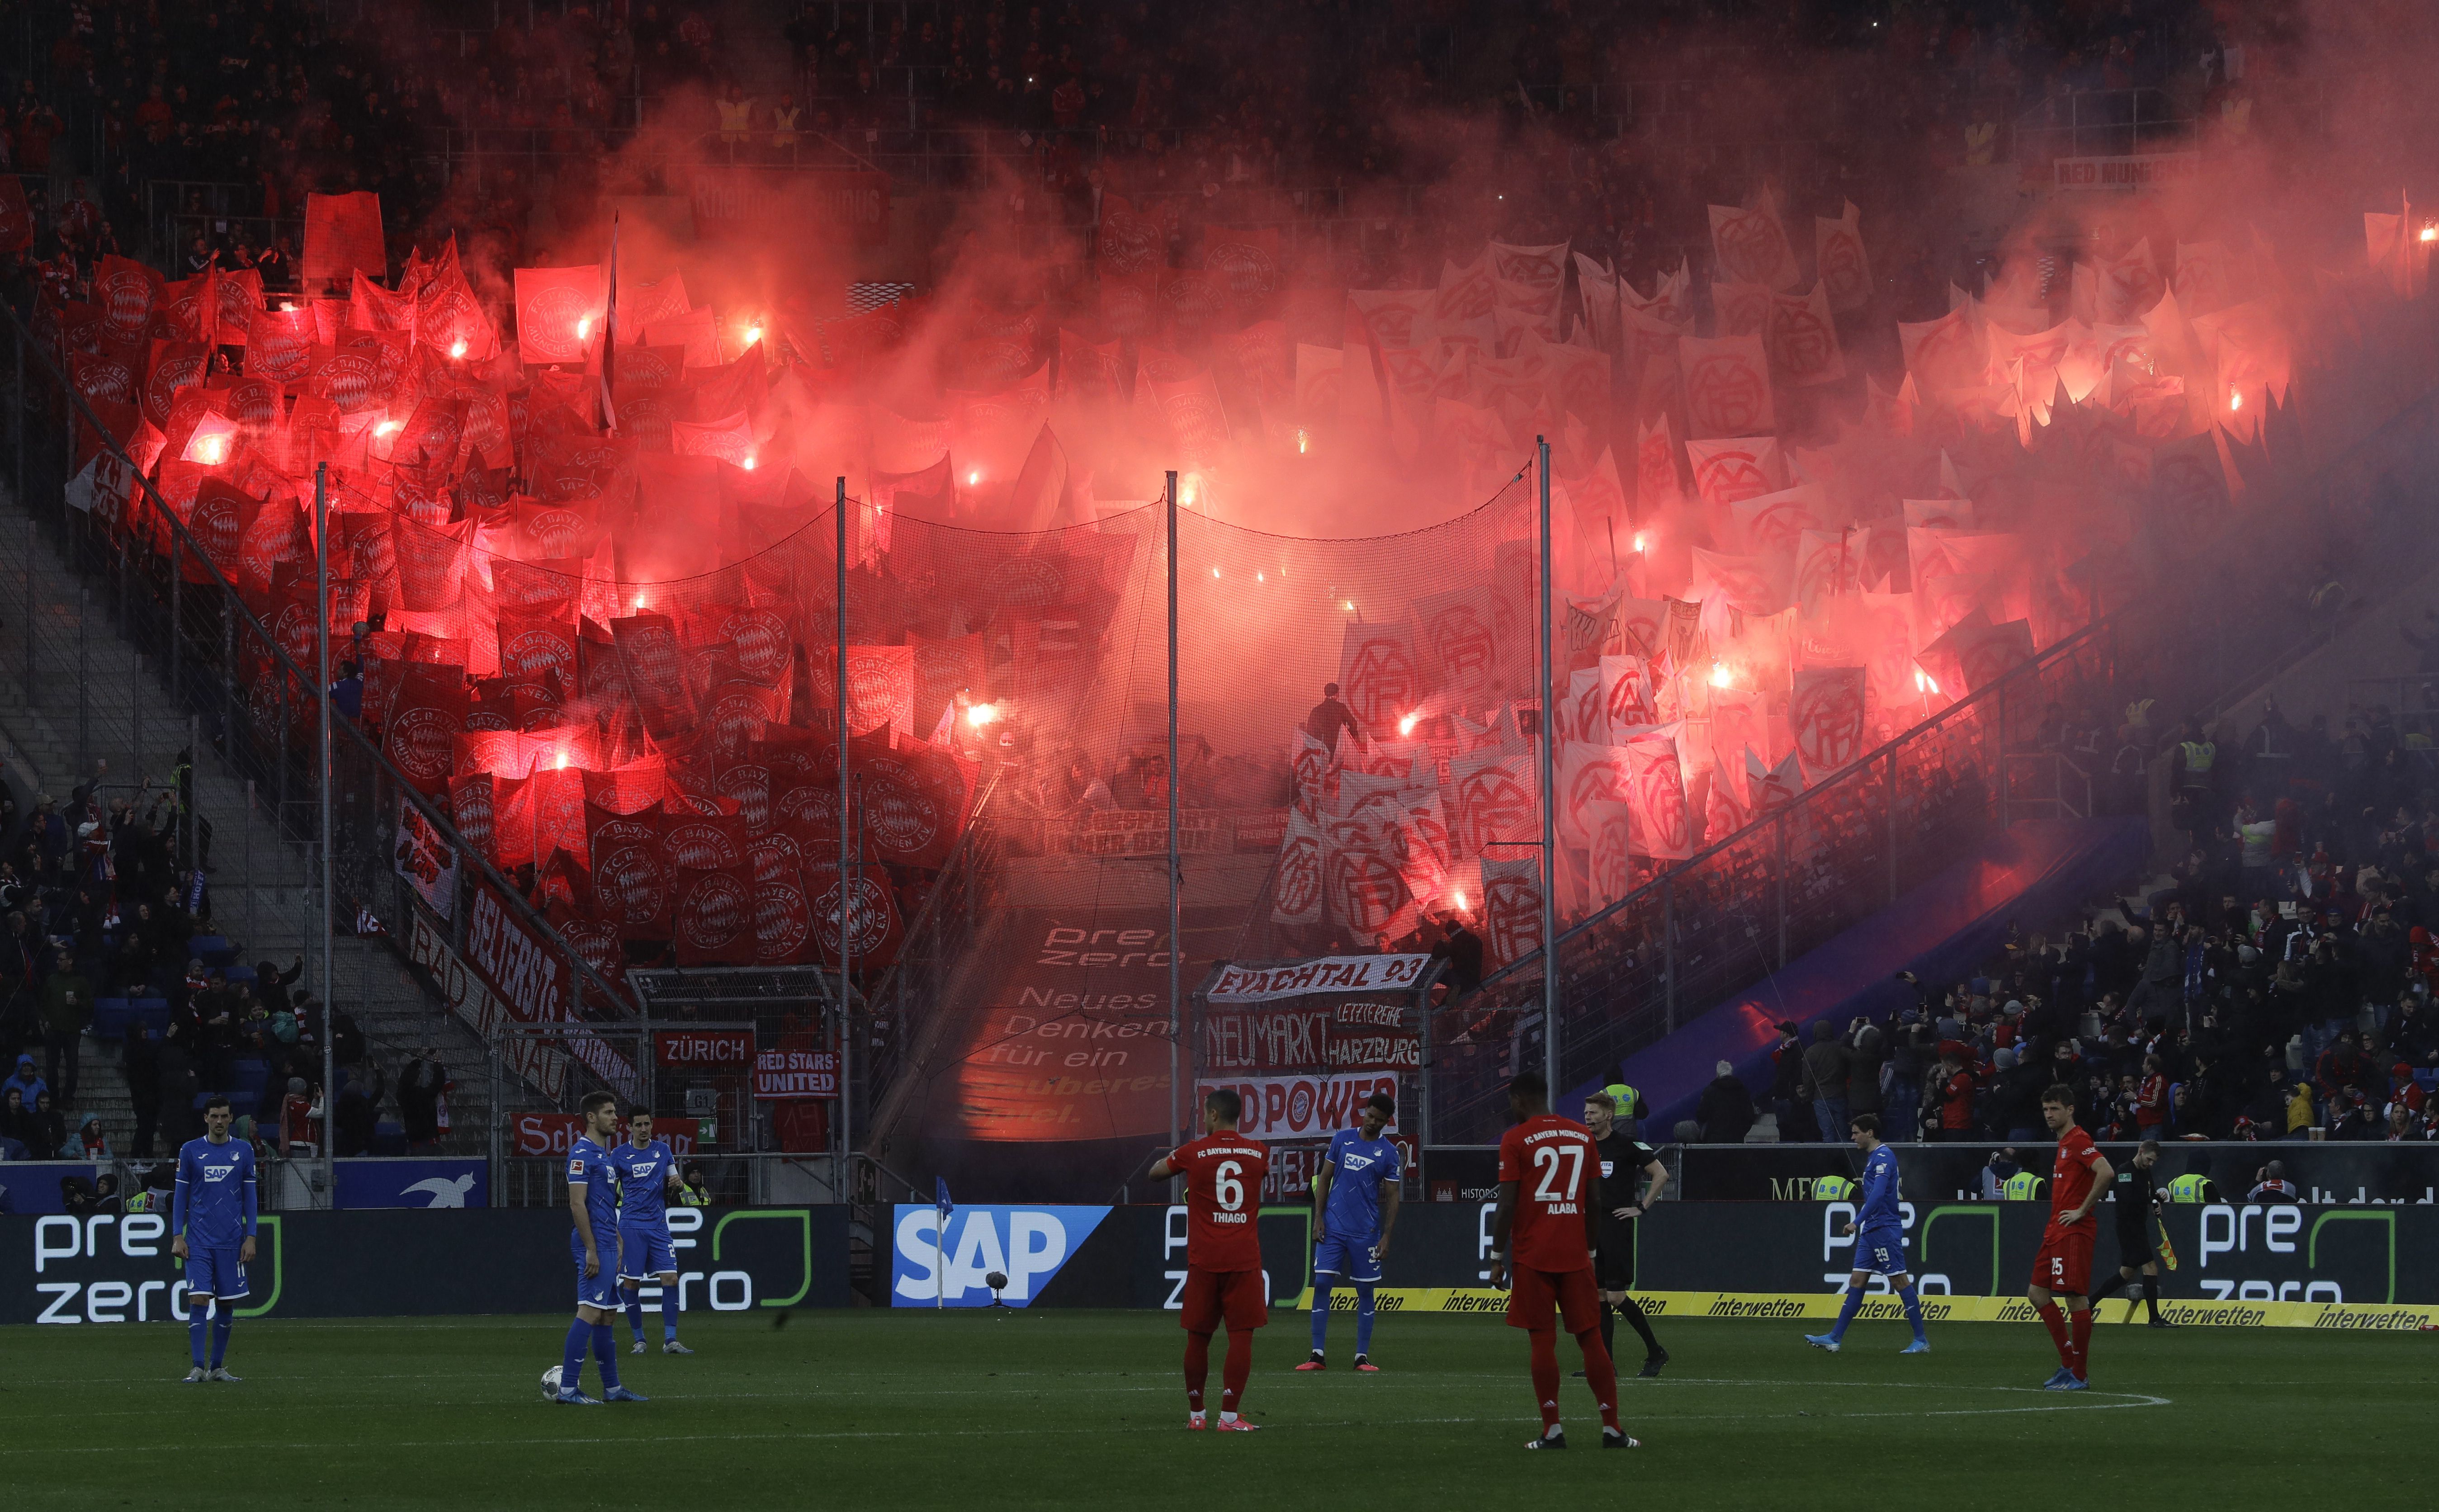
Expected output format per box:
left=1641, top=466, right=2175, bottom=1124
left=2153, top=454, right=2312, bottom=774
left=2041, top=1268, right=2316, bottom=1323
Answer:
left=132, top=999, right=171, bottom=1037
left=224, top=964, right=257, bottom=986
left=188, top=936, right=234, bottom=967
left=90, top=998, right=133, bottom=1039
left=373, top=1122, right=408, bottom=1157
left=228, top=1058, right=269, bottom=1109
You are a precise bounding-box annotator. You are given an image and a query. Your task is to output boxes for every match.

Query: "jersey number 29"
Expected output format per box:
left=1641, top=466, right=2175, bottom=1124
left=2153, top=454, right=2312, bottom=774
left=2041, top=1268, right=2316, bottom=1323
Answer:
left=1531, top=1144, right=1583, bottom=1204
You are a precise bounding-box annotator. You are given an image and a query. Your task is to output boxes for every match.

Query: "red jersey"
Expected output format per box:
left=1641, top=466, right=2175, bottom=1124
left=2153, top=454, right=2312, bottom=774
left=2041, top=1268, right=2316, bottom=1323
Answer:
left=2048, top=1124, right=2105, bottom=1234
left=2135, top=1074, right=2168, bottom=1128
left=1168, top=1132, right=1269, bottom=1272
left=1496, top=1114, right=1598, bottom=1272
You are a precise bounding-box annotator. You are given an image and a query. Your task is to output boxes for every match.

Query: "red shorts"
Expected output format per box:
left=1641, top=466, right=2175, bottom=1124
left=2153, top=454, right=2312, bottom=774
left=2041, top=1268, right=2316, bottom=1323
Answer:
left=1179, top=1266, right=1268, bottom=1332
left=2031, top=1227, right=2095, bottom=1296
left=1505, top=1263, right=1601, bottom=1334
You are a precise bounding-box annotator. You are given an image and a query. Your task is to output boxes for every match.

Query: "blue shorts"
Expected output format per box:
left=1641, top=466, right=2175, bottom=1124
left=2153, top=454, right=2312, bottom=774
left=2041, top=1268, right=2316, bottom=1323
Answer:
left=186, top=1243, right=248, bottom=1301
left=571, top=1234, right=620, bottom=1310
left=1313, top=1233, right=1382, bottom=1285
left=1853, top=1225, right=1911, bottom=1278
left=617, top=1226, right=676, bottom=1281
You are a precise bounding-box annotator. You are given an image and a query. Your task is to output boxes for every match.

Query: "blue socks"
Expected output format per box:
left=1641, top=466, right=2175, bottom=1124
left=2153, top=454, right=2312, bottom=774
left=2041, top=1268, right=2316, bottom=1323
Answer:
left=1310, top=1280, right=1333, bottom=1353
left=561, top=1316, right=591, bottom=1394
left=1828, top=1286, right=1866, bottom=1343
left=1898, top=1284, right=1927, bottom=1343
left=625, top=1287, right=647, bottom=1343
left=661, top=1284, right=680, bottom=1342
left=189, top=1302, right=211, bottom=1368
left=592, top=1323, right=622, bottom=1390
left=210, top=1311, right=233, bottom=1367
left=1355, top=1283, right=1376, bottom=1356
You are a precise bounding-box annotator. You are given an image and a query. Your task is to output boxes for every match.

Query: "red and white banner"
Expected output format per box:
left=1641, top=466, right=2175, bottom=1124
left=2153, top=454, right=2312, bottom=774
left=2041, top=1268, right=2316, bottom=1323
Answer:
left=753, top=1048, right=840, bottom=1099
left=1338, top=619, right=1423, bottom=736
left=511, top=1111, right=704, bottom=1157
left=1201, top=1006, right=1331, bottom=1071
left=1205, top=954, right=1430, bottom=1003
left=464, top=878, right=571, bottom=1023
left=1191, top=1072, right=1402, bottom=1139
left=1789, top=666, right=1868, bottom=782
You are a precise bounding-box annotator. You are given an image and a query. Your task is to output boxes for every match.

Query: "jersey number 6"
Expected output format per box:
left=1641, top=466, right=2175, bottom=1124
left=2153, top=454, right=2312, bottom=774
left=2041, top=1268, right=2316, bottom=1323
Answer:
left=1215, top=1161, right=1245, bottom=1211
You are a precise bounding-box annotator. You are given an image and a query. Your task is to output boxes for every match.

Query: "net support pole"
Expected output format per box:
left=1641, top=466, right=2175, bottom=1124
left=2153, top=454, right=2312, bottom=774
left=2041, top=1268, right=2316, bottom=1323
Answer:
left=1165, top=469, right=1181, bottom=1153
left=835, top=476, right=851, bottom=1202
left=317, top=462, right=336, bottom=1204
left=1536, top=437, right=1559, bottom=1096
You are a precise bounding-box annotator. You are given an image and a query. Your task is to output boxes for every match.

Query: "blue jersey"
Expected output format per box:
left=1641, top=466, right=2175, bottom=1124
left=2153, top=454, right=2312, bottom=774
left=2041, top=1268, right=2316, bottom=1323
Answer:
left=609, top=1139, right=676, bottom=1230
left=567, top=1136, right=619, bottom=1248
left=1321, top=1128, right=1402, bottom=1240
left=1857, top=1143, right=1904, bottom=1230
left=172, top=1135, right=258, bottom=1249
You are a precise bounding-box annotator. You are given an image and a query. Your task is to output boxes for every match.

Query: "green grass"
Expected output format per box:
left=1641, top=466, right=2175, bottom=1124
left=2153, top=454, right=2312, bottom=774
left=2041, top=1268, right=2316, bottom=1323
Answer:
left=1, top=1309, right=2427, bottom=1508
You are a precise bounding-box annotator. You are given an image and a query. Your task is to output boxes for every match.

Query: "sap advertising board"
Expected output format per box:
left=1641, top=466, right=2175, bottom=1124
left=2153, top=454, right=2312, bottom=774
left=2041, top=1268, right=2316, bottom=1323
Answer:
left=892, top=1206, right=1114, bottom=1306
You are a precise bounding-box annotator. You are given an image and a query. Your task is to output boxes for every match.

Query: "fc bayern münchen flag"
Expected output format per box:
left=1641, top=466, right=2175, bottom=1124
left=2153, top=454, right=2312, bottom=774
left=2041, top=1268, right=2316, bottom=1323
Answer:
left=935, top=1177, right=953, bottom=1219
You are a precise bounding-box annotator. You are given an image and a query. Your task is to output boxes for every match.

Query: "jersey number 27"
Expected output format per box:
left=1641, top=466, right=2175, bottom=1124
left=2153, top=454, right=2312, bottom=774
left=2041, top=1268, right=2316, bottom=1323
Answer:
left=1532, top=1144, right=1583, bottom=1203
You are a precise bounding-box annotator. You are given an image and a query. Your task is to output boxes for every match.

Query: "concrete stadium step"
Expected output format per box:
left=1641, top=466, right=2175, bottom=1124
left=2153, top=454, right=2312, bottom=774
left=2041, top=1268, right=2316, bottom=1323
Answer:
left=0, top=482, right=510, bottom=1159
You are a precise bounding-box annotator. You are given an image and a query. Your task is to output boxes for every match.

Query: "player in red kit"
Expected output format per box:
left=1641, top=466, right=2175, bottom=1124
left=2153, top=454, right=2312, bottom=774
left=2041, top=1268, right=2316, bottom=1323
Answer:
left=1148, top=1088, right=1271, bottom=1431
left=1489, top=1071, right=1636, bottom=1451
left=2028, top=1084, right=2114, bottom=1391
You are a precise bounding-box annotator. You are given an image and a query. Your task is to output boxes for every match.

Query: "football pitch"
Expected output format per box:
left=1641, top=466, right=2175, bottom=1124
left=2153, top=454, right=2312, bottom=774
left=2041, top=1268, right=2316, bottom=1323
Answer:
left=3, top=1310, right=2424, bottom=1509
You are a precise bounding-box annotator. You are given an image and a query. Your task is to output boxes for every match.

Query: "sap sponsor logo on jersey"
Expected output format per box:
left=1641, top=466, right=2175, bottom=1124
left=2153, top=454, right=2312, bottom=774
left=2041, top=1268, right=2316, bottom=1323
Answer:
left=1033, top=925, right=1172, bottom=969
left=890, top=1205, right=1112, bottom=1306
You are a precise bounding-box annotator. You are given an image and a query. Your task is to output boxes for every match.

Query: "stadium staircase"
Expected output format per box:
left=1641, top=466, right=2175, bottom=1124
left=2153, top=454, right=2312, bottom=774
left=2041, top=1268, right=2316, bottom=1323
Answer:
left=0, top=476, right=508, bottom=1172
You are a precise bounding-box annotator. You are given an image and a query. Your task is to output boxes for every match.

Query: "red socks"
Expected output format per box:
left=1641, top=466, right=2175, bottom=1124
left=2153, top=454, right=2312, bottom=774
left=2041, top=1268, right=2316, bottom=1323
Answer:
left=2037, top=1301, right=2072, bottom=1370
left=1183, top=1330, right=1210, bottom=1411
left=1528, top=1329, right=1563, bottom=1431
left=1573, top=1326, right=1621, bottom=1432
left=2067, top=1306, right=2094, bottom=1380
left=1221, top=1329, right=1252, bottom=1413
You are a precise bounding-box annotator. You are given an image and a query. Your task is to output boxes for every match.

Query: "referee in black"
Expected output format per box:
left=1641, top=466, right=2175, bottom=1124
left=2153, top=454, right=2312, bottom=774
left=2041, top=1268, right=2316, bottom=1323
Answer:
left=2090, top=1138, right=2173, bottom=1327
left=1582, top=1091, right=1671, bottom=1377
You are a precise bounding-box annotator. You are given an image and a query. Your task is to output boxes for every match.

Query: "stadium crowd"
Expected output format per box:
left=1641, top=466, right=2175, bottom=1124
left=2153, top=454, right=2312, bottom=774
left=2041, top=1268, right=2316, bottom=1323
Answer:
left=0, top=761, right=446, bottom=1185
left=0, top=0, right=2293, bottom=291
left=1716, top=683, right=2439, bottom=1148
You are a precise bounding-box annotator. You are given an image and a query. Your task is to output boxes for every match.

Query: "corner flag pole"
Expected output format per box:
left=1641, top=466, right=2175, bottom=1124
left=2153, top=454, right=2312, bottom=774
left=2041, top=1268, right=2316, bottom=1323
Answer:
left=1536, top=437, right=1559, bottom=1096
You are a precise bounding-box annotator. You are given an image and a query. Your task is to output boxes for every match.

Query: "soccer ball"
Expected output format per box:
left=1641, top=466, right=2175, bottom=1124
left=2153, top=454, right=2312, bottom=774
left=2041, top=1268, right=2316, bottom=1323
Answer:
left=540, top=1366, right=564, bottom=1400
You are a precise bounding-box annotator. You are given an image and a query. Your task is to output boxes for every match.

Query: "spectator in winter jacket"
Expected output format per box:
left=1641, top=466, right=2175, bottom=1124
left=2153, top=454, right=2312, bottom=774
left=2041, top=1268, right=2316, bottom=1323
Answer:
left=1802, top=1021, right=1849, bottom=1144
left=2315, top=1030, right=2380, bottom=1103
left=1695, top=1061, right=1754, bottom=1143
left=37, top=950, right=90, bottom=1106
left=1768, top=1021, right=1809, bottom=1139
left=397, top=1048, right=448, bottom=1149
left=1935, top=1051, right=1981, bottom=1140
left=1843, top=1016, right=1886, bottom=1120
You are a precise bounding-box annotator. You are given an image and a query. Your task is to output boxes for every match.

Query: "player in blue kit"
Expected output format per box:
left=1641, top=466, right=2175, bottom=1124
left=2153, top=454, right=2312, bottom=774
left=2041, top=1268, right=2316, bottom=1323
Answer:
left=1297, top=1091, right=1403, bottom=1372
left=611, top=1110, right=692, bottom=1354
left=171, top=1096, right=257, bottom=1383
left=1805, top=1114, right=1930, bottom=1355
left=558, top=1092, right=648, bottom=1404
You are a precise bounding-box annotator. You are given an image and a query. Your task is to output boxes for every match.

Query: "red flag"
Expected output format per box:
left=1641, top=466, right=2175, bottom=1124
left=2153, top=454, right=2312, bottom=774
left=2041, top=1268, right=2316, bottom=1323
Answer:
left=514, top=265, right=602, bottom=366
left=586, top=802, right=670, bottom=938
left=303, top=191, right=386, bottom=290
left=388, top=662, right=468, bottom=795
left=671, top=864, right=757, bottom=966
left=804, top=860, right=903, bottom=971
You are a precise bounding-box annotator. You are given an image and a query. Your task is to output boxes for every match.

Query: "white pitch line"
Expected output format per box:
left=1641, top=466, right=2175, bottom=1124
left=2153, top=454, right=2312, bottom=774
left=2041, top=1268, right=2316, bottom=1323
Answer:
left=0, top=1385, right=2171, bottom=1453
